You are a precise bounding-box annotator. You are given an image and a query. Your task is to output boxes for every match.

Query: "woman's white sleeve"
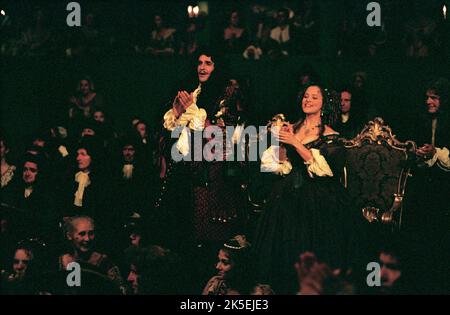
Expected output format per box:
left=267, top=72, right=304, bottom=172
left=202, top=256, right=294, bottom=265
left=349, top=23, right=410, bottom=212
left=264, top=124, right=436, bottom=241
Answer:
left=304, top=148, right=334, bottom=178
left=260, top=145, right=292, bottom=175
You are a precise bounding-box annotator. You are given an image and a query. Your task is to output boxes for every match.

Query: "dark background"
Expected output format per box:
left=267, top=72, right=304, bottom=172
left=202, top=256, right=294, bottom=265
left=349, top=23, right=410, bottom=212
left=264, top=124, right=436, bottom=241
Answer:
left=1, top=0, right=449, bottom=150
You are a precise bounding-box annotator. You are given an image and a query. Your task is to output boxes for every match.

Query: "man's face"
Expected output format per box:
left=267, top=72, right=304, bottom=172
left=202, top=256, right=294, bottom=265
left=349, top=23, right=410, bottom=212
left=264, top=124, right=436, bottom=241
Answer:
left=379, top=253, right=402, bottom=289
left=94, top=111, right=105, bottom=123
left=426, top=90, right=441, bottom=114
left=77, top=149, right=92, bottom=171
left=154, top=15, right=162, bottom=29
left=123, top=145, right=136, bottom=163
left=127, top=264, right=139, bottom=295
left=197, top=55, right=215, bottom=83
left=80, top=80, right=91, bottom=95
left=277, top=11, right=288, bottom=26
left=130, top=233, right=141, bottom=247
left=215, top=249, right=233, bottom=278
left=13, top=249, right=32, bottom=278
left=32, top=138, right=45, bottom=148
left=136, top=123, right=146, bottom=138
left=354, top=76, right=364, bottom=89
left=81, top=128, right=95, bottom=137
left=68, top=219, right=95, bottom=252
left=23, top=161, right=38, bottom=185
left=340, top=91, right=352, bottom=114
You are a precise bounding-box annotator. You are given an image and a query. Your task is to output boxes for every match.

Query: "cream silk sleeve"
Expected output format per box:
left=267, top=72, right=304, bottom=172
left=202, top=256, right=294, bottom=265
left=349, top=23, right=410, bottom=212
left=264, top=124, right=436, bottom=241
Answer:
left=304, top=148, right=334, bottom=178
left=261, top=145, right=293, bottom=175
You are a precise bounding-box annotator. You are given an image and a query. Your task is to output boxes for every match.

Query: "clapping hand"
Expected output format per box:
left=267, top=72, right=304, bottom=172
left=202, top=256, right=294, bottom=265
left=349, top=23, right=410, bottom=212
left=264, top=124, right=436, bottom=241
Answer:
left=172, top=91, right=194, bottom=118
left=278, top=124, right=298, bottom=146
left=416, top=144, right=436, bottom=160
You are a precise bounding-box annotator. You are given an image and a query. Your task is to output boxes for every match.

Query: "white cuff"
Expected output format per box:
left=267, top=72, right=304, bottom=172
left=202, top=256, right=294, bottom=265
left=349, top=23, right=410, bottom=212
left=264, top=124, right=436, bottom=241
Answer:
left=304, top=148, right=334, bottom=178
left=178, top=104, right=207, bottom=131
left=163, top=109, right=178, bottom=131
left=261, top=145, right=292, bottom=175
left=163, top=104, right=207, bottom=132
left=425, top=147, right=450, bottom=171
left=58, top=145, right=69, bottom=157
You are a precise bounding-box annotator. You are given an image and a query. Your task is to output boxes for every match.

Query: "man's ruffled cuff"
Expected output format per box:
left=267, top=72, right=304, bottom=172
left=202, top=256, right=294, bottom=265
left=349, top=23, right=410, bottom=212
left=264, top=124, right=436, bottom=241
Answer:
left=178, top=104, right=207, bottom=131
left=163, top=109, right=178, bottom=131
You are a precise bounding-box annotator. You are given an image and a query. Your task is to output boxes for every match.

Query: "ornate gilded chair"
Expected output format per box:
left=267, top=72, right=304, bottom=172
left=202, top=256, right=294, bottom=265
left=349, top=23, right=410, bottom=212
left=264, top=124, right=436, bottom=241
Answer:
left=342, top=117, right=417, bottom=229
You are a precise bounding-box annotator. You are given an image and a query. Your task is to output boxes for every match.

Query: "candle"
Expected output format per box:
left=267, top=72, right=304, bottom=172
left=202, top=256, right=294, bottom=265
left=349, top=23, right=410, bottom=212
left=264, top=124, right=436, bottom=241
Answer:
left=444, top=5, right=447, bottom=20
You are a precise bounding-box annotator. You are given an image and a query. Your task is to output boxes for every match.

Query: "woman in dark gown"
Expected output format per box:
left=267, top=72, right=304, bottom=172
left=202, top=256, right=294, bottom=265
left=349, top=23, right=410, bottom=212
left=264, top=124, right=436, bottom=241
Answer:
left=253, top=85, right=356, bottom=294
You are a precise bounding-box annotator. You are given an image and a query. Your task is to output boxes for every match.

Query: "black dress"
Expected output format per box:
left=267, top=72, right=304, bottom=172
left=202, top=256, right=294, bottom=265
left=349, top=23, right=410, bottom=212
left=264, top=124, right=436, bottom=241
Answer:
left=252, top=134, right=356, bottom=294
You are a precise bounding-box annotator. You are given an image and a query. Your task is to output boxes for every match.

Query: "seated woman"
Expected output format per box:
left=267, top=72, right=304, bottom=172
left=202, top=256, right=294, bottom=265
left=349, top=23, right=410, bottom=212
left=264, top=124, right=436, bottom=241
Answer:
left=253, top=85, right=357, bottom=294
left=68, top=76, right=104, bottom=136
left=202, top=235, right=262, bottom=295
left=223, top=10, right=249, bottom=54
left=1, top=239, right=51, bottom=294
left=145, top=14, right=176, bottom=57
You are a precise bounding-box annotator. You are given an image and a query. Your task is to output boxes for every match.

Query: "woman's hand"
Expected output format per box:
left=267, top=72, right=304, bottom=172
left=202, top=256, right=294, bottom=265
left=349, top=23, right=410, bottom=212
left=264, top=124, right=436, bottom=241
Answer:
left=278, top=124, right=298, bottom=147
left=278, top=146, right=288, bottom=162
left=416, top=144, right=436, bottom=160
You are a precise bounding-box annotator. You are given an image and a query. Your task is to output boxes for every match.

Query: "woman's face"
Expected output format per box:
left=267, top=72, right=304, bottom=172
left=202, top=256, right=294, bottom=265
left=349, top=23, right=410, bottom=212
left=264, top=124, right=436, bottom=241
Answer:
left=77, top=148, right=92, bottom=171
left=230, top=12, right=239, bottom=26
left=79, top=80, right=91, bottom=95
left=215, top=250, right=233, bottom=278
left=302, top=86, right=323, bottom=115
left=197, top=55, right=215, bottom=83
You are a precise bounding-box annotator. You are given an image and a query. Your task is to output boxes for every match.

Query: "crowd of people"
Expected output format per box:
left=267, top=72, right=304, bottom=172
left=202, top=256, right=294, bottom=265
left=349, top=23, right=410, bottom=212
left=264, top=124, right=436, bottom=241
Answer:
left=1, top=0, right=448, bottom=60
left=0, top=43, right=449, bottom=295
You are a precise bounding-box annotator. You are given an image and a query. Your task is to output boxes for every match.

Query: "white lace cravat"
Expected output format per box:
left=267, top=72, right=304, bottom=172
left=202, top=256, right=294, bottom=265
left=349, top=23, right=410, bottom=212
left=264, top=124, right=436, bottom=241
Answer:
left=74, top=171, right=91, bottom=207
left=24, top=187, right=33, bottom=199
left=122, top=164, right=134, bottom=179
left=341, top=113, right=350, bottom=123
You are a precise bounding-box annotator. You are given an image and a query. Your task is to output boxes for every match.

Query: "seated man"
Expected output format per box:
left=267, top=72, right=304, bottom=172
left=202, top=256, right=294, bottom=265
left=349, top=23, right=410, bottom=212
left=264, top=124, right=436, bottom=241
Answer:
left=59, top=216, right=125, bottom=294
left=407, top=78, right=450, bottom=294
left=111, top=136, right=152, bottom=223
left=2, top=153, right=58, bottom=242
